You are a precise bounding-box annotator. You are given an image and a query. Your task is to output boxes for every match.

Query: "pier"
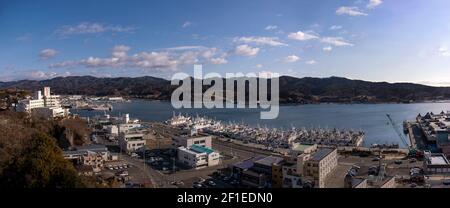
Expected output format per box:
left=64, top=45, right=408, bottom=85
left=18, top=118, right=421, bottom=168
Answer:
left=167, top=114, right=365, bottom=150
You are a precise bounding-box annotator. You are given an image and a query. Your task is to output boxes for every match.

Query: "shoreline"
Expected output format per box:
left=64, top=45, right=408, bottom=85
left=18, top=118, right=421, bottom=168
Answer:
left=123, top=98, right=450, bottom=106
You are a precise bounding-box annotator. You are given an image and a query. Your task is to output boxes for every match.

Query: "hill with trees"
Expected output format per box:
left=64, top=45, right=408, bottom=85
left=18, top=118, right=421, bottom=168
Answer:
left=1, top=75, right=450, bottom=103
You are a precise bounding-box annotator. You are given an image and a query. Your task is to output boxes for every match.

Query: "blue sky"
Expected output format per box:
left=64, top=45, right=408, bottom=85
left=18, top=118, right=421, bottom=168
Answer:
left=2, top=0, right=450, bottom=85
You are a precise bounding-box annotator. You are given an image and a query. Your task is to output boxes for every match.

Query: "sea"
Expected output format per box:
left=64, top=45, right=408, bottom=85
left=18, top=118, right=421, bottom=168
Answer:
left=71, top=100, right=450, bottom=148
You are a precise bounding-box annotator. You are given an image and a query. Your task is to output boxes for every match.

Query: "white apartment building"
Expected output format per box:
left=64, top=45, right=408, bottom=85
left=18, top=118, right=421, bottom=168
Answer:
left=118, top=131, right=146, bottom=153
left=304, top=148, right=338, bottom=188
left=105, top=125, right=119, bottom=135
left=118, top=123, right=142, bottom=133
left=17, top=87, right=69, bottom=118
left=172, top=134, right=212, bottom=149
left=177, top=144, right=220, bottom=169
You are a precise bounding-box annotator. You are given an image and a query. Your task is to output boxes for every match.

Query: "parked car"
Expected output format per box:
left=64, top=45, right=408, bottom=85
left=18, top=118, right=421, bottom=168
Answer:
left=118, top=171, right=129, bottom=177
left=208, top=181, right=216, bottom=186
left=443, top=179, right=450, bottom=185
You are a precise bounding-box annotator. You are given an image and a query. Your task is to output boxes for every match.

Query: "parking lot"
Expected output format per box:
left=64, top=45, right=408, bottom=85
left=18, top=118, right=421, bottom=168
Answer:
left=102, top=161, right=153, bottom=187
left=325, top=154, right=427, bottom=188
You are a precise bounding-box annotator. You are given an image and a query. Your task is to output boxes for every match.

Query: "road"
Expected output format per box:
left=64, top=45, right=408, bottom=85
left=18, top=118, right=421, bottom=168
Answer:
left=113, top=123, right=278, bottom=188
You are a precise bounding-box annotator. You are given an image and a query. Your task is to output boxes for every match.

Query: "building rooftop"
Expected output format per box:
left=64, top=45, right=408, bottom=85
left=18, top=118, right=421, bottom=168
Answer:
left=233, top=156, right=265, bottom=170
left=190, top=144, right=215, bottom=154
left=176, top=133, right=211, bottom=139
left=63, top=150, right=86, bottom=156
left=76, top=144, right=108, bottom=151
left=291, top=144, right=315, bottom=152
left=429, top=155, right=449, bottom=165
left=254, top=156, right=284, bottom=166
left=310, top=148, right=335, bottom=162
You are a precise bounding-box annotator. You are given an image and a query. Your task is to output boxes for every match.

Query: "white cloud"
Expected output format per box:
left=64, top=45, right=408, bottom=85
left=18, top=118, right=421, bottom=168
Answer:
left=55, top=22, right=135, bottom=37
left=287, top=31, right=319, bottom=41
left=50, top=45, right=228, bottom=71
left=323, top=46, right=333, bottom=52
left=367, top=0, right=383, bottom=9
left=330, top=25, right=343, bottom=30
left=284, top=55, right=300, bottom=63
left=210, top=57, right=228, bottom=64
left=321, top=37, right=354, bottom=47
left=265, top=25, right=278, bottom=30
left=336, top=6, right=368, bottom=16
left=27, top=70, right=71, bottom=80
left=0, top=70, right=72, bottom=81
left=256, top=64, right=263, bottom=68
left=234, top=44, right=260, bottom=57
left=182, top=21, right=192, bottom=28
left=257, top=71, right=280, bottom=78
left=112, top=45, right=131, bottom=59
left=130, top=52, right=178, bottom=69
left=305, top=60, right=317, bottom=65
left=234, top=36, right=287, bottom=46
left=164, top=46, right=205, bottom=51
left=206, top=50, right=228, bottom=64
left=39, top=49, right=58, bottom=60
left=439, top=46, right=450, bottom=56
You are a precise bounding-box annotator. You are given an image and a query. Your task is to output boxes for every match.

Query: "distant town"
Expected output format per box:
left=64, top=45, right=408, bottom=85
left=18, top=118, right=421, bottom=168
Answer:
left=1, top=86, right=449, bottom=188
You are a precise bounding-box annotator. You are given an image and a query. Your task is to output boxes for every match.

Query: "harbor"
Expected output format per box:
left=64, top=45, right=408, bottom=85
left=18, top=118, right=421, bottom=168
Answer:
left=71, top=99, right=450, bottom=148
left=167, top=114, right=365, bottom=150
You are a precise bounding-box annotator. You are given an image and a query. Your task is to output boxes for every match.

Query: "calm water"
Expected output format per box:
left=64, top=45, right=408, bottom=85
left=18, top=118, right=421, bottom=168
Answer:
left=72, top=100, right=450, bottom=148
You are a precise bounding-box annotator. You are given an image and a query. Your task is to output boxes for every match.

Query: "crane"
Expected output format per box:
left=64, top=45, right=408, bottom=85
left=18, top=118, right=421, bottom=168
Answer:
left=386, top=114, right=421, bottom=157
left=386, top=114, right=409, bottom=147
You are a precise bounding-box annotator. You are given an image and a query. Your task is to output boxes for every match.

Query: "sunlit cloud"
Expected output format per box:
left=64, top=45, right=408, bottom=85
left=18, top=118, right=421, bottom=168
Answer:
left=367, top=0, right=383, bottom=9
left=39, top=48, right=58, bottom=60
left=234, top=36, right=287, bottom=46
left=50, top=45, right=228, bottom=71
left=233, top=44, right=260, bottom=57
left=321, top=37, right=354, bottom=47
left=287, top=31, right=319, bottom=41
left=265, top=25, right=278, bottom=30
left=55, top=22, right=136, bottom=37
left=284, top=55, right=300, bottom=63
left=305, top=60, right=317, bottom=65
left=182, top=21, right=192, bottom=28
left=336, top=6, right=368, bottom=16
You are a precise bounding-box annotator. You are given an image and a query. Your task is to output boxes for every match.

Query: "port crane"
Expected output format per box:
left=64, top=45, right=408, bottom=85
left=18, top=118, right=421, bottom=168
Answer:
left=386, top=114, right=421, bottom=157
